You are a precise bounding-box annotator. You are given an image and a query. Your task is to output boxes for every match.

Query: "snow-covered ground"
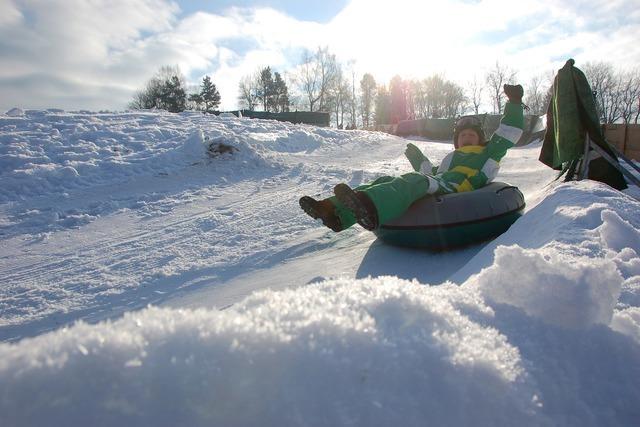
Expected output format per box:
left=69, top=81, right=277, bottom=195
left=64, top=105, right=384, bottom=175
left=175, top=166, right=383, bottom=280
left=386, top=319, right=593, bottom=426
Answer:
left=1, top=108, right=639, bottom=426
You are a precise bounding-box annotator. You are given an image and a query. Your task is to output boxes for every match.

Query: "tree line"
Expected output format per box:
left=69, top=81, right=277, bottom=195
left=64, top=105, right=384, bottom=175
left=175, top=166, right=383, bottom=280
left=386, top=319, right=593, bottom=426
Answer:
left=583, top=62, right=640, bottom=124
left=129, top=65, right=221, bottom=113
left=130, top=54, right=640, bottom=127
left=238, top=66, right=290, bottom=113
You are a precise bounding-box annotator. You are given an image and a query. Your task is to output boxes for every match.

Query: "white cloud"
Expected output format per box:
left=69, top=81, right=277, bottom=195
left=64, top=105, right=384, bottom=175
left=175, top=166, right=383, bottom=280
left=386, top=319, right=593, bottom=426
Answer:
left=167, top=7, right=325, bottom=109
left=0, top=0, right=639, bottom=112
left=2, top=0, right=177, bottom=71
left=0, top=0, right=180, bottom=109
left=0, top=0, right=22, bottom=27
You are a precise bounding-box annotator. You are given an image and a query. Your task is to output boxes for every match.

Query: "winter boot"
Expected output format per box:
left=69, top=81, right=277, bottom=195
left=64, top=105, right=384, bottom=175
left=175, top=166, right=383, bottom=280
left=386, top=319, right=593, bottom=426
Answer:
left=299, top=196, right=342, bottom=232
left=333, top=183, right=379, bottom=231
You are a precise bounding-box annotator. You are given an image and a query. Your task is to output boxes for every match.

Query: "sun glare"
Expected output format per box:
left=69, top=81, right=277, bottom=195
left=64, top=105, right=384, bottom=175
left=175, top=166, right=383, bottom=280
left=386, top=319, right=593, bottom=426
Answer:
left=330, top=0, right=474, bottom=83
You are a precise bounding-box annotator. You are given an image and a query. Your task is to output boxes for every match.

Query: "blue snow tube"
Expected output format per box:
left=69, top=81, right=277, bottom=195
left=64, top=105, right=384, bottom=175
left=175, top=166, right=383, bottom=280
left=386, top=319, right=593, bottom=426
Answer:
left=373, top=182, right=525, bottom=250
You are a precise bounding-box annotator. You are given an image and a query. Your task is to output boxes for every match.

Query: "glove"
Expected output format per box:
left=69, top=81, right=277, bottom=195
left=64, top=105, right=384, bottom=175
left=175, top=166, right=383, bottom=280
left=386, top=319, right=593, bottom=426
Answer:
left=504, top=84, right=524, bottom=104
left=405, top=143, right=426, bottom=172
left=405, top=143, right=434, bottom=174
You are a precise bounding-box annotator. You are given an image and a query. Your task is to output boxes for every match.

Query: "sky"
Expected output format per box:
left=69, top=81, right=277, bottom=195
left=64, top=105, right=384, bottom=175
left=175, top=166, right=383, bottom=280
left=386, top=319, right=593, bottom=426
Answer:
left=1, top=0, right=639, bottom=112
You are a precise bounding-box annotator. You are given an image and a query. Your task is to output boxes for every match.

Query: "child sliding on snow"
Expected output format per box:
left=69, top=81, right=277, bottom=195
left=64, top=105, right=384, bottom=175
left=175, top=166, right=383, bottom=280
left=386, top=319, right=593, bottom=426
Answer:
left=300, top=84, right=525, bottom=232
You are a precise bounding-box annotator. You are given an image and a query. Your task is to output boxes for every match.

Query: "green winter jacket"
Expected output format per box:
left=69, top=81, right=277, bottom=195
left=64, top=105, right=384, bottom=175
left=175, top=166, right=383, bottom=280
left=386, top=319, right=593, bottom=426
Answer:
left=413, top=102, right=524, bottom=193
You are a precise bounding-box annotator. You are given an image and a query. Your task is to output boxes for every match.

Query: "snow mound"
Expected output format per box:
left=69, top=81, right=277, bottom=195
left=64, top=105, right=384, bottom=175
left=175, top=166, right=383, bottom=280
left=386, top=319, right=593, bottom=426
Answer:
left=597, top=209, right=640, bottom=252
left=3, top=111, right=640, bottom=426
left=217, top=112, right=239, bottom=118
left=453, top=180, right=640, bottom=282
left=3, top=272, right=640, bottom=426
left=0, top=110, right=217, bottom=203
left=5, top=107, right=24, bottom=117
left=0, top=278, right=543, bottom=426
left=473, top=244, right=621, bottom=329
left=0, top=110, right=382, bottom=204
left=181, top=129, right=207, bottom=159
left=0, top=110, right=390, bottom=237
left=458, top=181, right=640, bottom=331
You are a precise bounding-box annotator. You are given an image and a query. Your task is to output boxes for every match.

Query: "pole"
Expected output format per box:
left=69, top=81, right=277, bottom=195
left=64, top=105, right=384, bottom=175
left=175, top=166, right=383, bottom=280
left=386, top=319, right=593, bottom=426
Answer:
left=589, top=142, right=640, bottom=187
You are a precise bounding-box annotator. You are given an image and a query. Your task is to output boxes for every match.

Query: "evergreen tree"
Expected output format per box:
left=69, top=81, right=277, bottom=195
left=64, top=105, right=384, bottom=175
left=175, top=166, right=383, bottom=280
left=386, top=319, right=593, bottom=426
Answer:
left=129, top=65, right=188, bottom=113
left=259, top=67, right=275, bottom=111
left=272, top=72, right=290, bottom=112
left=200, top=75, right=221, bottom=113
left=161, top=76, right=187, bottom=113
left=188, top=93, right=204, bottom=111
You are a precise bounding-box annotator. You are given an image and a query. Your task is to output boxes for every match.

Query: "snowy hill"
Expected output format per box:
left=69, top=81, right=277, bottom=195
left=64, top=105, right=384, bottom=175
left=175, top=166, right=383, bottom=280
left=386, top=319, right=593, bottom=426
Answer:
left=1, top=109, right=639, bottom=426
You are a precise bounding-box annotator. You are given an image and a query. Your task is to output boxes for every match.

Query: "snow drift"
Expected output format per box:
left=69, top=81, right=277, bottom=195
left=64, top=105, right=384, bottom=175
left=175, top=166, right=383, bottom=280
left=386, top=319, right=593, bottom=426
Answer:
left=2, top=183, right=639, bottom=426
left=1, top=109, right=640, bottom=426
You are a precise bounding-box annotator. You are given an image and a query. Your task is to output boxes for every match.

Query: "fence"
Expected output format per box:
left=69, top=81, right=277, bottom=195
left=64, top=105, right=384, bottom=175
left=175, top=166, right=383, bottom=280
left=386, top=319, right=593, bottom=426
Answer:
left=602, top=124, right=640, bottom=161
left=216, top=110, right=330, bottom=127
left=227, top=110, right=639, bottom=159
left=394, top=114, right=545, bottom=146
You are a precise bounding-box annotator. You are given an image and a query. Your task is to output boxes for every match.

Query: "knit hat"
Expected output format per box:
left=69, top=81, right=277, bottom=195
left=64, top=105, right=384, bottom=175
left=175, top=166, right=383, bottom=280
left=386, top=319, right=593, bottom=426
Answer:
left=453, top=115, right=485, bottom=148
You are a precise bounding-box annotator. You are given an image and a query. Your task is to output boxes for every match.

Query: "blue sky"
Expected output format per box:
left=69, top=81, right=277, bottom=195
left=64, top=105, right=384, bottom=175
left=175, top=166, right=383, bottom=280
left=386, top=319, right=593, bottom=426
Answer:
left=1, top=0, right=639, bottom=112
left=176, top=0, right=350, bottom=23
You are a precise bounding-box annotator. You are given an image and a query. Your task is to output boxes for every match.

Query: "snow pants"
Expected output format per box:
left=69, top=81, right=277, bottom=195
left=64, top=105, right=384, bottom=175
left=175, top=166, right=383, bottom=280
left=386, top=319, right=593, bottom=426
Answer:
left=330, top=172, right=445, bottom=229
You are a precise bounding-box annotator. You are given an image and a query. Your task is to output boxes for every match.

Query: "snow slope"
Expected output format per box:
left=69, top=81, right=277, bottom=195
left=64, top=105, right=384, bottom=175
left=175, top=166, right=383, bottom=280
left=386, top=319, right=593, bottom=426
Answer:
left=1, top=109, right=639, bottom=426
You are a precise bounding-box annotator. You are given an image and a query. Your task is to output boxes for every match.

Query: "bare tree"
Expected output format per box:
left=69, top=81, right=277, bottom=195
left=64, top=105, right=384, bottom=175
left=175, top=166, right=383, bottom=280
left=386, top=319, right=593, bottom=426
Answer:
left=539, top=69, right=556, bottom=115
left=349, top=69, right=358, bottom=128
left=327, top=68, right=351, bottom=128
left=636, top=84, right=640, bottom=124
left=424, top=75, right=446, bottom=118
left=409, top=79, right=427, bottom=118
left=238, top=73, right=260, bottom=110
left=360, top=73, right=377, bottom=128
left=485, top=61, right=517, bottom=114
left=618, top=69, right=640, bottom=124
left=389, top=75, right=408, bottom=123
left=442, top=80, right=466, bottom=118
left=583, top=61, right=620, bottom=123
left=282, top=72, right=302, bottom=112
left=525, top=74, right=550, bottom=115
left=405, top=79, right=416, bottom=120
left=374, top=84, right=392, bottom=125
left=467, top=75, right=484, bottom=115
left=341, top=60, right=358, bottom=128
left=295, top=46, right=338, bottom=112
left=424, top=75, right=460, bottom=118
left=605, top=88, right=623, bottom=124
left=405, top=75, right=466, bottom=119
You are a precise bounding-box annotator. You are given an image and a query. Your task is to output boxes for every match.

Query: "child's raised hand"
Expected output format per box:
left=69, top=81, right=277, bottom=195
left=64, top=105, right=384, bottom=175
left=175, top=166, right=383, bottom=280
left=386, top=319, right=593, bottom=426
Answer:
left=405, top=143, right=426, bottom=171
left=504, top=84, right=524, bottom=104
left=405, top=142, right=419, bottom=157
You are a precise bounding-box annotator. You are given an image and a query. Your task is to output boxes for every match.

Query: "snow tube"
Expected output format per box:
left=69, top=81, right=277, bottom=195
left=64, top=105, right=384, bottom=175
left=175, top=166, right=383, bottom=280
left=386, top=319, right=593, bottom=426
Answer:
left=373, top=182, right=525, bottom=250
